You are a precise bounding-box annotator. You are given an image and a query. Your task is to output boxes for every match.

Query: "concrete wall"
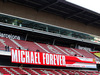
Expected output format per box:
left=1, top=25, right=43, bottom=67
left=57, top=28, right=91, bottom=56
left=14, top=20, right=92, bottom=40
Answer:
left=0, top=1, right=100, bottom=36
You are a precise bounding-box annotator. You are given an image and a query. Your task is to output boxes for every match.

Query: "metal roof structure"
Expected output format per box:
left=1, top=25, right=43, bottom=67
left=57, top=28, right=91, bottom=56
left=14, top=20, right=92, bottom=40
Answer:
left=4, top=0, right=100, bottom=27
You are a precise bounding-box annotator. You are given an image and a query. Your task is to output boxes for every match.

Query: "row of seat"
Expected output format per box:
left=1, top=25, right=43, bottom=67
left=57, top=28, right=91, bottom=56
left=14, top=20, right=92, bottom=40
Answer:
left=0, top=37, right=97, bottom=59
left=0, top=66, right=100, bottom=75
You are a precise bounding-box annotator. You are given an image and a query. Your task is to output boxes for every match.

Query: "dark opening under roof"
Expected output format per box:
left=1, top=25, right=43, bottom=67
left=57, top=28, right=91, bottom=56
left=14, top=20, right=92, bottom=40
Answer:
left=4, top=0, right=100, bottom=27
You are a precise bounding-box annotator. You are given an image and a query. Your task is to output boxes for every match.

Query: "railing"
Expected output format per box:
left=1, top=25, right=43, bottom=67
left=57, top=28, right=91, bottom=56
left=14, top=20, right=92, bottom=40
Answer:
left=0, top=13, right=100, bottom=44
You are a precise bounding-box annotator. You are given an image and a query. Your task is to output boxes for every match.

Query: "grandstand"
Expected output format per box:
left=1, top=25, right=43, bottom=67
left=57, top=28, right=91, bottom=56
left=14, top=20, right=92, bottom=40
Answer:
left=0, top=0, right=100, bottom=74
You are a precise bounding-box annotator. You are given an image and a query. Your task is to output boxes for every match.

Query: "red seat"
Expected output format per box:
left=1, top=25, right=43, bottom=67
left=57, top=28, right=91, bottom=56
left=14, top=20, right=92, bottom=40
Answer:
left=0, top=37, right=98, bottom=59
left=55, top=69, right=68, bottom=75
left=0, top=67, right=10, bottom=74
left=6, top=67, right=18, bottom=75
left=12, top=67, right=28, bottom=75
left=33, top=69, right=46, bottom=74
left=23, top=68, right=38, bottom=75
left=0, top=37, right=17, bottom=50
left=0, top=66, right=99, bottom=75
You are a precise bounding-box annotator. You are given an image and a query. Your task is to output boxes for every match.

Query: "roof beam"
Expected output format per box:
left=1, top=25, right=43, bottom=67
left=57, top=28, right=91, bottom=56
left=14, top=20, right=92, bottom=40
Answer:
left=25, top=0, right=41, bottom=5
left=43, top=9, right=65, bottom=17
left=38, top=0, right=60, bottom=11
left=48, top=7, right=69, bottom=15
left=55, top=4, right=76, bottom=12
left=70, top=16, right=89, bottom=23
left=65, top=11, right=84, bottom=19
left=9, top=0, right=40, bottom=10
left=86, top=18, right=100, bottom=25
left=2, top=0, right=8, bottom=2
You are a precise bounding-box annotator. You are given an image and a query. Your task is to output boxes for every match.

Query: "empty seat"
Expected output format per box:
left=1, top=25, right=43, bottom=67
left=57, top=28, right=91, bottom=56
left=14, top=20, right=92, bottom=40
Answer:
left=12, top=67, right=28, bottom=75
left=23, top=68, right=38, bottom=75
left=55, top=70, right=68, bottom=75
left=0, top=66, right=99, bottom=75
left=0, top=37, right=17, bottom=50
left=6, top=67, right=18, bottom=75
left=0, top=37, right=98, bottom=59
left=0, top=67, right=10, bottom=74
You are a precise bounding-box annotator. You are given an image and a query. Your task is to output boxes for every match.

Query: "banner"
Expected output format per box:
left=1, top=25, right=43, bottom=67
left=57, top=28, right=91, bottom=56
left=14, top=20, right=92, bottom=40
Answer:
left=11, top=49, right=96, bottom=68
left=90, top=51, right=100, bottom=64
left=90, top=51, right=100, bottom=58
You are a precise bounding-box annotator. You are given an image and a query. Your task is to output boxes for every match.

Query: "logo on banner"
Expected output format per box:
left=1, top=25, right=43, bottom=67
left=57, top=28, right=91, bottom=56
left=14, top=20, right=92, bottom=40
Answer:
left=0, top=32, right=20, bottom=40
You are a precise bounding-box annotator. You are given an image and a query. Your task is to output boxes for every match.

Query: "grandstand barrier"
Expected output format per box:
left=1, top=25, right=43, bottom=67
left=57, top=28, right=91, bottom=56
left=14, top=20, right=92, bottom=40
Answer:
left=90, top=51, right=100, bottom=64
left=0, top=37, right=99, bottom=65
left=0, top=37, right=97, bottom=58
left=11, top=49, right=97, bottom=68
left=90, top=51, right=100, bottom=58
left=0, top=66, right=100, bottom=75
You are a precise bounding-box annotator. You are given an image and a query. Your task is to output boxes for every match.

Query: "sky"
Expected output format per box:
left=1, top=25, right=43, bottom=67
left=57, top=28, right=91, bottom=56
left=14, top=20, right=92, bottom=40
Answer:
left=66, top=0, right=100, bottom=13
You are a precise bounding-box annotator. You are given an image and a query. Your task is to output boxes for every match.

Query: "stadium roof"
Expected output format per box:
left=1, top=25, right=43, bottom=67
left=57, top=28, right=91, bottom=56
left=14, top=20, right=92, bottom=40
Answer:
left=5, top=0, right=100, bottom=27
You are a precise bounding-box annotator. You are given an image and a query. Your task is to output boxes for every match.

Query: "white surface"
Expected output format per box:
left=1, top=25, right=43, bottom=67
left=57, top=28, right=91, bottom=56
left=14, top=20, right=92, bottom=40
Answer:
left=0, top=50, right=11, bottom=56
left=66, top=0, right=100, bottom=14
